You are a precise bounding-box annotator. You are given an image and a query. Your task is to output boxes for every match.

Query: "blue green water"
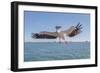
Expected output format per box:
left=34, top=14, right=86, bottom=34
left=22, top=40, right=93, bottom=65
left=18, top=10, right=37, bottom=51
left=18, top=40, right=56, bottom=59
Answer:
left=24, top=42, right=90, bottom=62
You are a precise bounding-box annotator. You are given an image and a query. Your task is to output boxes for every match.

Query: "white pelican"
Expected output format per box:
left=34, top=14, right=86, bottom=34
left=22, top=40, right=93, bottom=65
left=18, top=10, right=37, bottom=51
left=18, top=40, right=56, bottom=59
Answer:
left=32, top=23, right=82, bottom=43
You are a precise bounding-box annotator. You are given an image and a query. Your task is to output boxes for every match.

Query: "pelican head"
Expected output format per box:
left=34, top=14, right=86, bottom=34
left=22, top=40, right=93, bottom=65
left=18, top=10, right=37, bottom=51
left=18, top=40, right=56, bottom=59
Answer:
left=55, top=26, right=62, bottom=32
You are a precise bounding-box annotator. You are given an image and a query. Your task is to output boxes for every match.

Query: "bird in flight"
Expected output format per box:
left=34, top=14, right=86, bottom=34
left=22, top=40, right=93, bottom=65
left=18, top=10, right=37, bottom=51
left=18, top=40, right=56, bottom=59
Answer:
left=32, top=23, right=82, bottom=43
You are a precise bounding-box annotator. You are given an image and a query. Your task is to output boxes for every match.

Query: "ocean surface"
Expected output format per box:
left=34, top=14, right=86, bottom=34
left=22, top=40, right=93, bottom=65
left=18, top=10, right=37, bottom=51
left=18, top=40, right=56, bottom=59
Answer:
left=24, top=42, right=90, bottom=62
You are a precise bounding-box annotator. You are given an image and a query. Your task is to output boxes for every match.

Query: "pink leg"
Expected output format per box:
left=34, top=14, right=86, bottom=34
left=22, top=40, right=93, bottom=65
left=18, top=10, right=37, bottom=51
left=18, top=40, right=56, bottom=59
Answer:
left=62, top=36, right=67, bottom=44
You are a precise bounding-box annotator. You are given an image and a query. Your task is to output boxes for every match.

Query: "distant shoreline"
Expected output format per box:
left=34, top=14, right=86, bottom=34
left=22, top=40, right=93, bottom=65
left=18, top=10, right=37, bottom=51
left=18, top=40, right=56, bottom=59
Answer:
left=25, top=41, right=90, bottom=43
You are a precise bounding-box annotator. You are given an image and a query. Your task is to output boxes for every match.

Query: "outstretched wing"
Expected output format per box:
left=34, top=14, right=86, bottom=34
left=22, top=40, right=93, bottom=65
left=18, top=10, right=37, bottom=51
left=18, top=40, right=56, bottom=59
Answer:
left=61, top=23, right=82, bottom=37
left=32, top=31, right=58, bottom=39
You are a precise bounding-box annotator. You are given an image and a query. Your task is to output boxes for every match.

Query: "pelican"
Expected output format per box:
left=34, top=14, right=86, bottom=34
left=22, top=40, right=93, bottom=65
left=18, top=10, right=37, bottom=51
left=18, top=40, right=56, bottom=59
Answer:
left=32, top=23, right=82, bottom=43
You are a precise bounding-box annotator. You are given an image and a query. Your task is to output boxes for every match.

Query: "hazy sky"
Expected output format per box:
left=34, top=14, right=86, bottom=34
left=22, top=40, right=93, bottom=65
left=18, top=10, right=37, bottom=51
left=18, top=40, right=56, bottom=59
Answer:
left=24, top=11, right=90, bottom=42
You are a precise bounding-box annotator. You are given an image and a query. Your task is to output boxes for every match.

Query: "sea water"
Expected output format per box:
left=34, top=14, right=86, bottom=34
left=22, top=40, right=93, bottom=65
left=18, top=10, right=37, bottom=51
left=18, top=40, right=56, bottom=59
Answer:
left=24, top=42, right=90, bottom=62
